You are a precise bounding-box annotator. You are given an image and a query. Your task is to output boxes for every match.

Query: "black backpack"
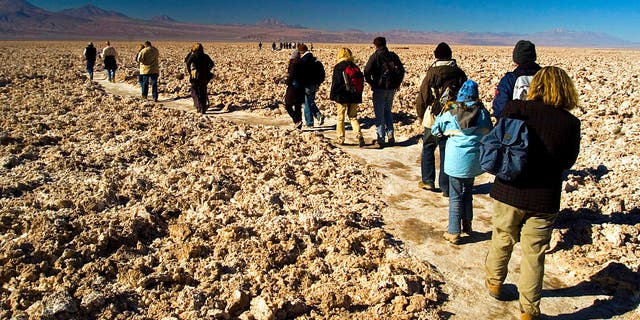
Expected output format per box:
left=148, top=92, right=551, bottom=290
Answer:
left=311, top=59, right=325, bottom=85
left=378, top=51, right=404, bottom=89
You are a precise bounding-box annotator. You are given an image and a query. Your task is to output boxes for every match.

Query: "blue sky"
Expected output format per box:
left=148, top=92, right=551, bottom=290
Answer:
left=30, top=0, right=640, bottom=42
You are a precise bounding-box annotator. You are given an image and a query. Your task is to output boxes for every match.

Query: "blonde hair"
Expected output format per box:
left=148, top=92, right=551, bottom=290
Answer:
left=337, top=48, right=354, bottom=62
left=527, top=66, right=579, bottom=110
left=191, top=43, right=203, bottom=53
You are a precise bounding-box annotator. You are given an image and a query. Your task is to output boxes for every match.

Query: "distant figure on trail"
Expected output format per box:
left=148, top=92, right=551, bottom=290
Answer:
left=272, top=42, right=276, bottom=51
left=83, top=42, right=97, bottom=81
left=185, top=43, right=214, bottom=114
left=484, top=66, right=581, bottom=320
left=258, top=41, right=262, bottom=50
left=101, top=41, right=118, bottom=82
left=364, top=36, right=405, bottom=148
left=415, top=42, right=467, bottom=195
left=282, top=50, right=305, bottom=129
left=296, top=43, right=325, bottom=127
left=492, top=40, right=541, bottom=119
left=136, top=41, right=160, bottom=102
left=430, top=79, right=492, bottom=244
left=330, top=47, right=365, bottom=147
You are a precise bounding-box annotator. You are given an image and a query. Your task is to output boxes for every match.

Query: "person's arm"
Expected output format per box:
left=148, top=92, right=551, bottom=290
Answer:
left=329, top=64, right=342, bottom=102
left=363, top=54, right=376, bottom=86
left=415, top=75, right=430, bottom=122
left=492, top=73, right=515, bottom=118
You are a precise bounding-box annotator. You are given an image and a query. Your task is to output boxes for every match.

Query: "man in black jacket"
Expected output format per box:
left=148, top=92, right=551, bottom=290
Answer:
left=364, top=37, right=405, bottom=148
left=296, top=44, right=325, bottom=127
left=415, top=42, right=467, bottom=196
left=83, top=42, right=97, bottom=81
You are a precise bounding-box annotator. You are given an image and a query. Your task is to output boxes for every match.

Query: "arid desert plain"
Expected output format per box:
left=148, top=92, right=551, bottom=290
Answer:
left=0, top=41, right=639, bottom=319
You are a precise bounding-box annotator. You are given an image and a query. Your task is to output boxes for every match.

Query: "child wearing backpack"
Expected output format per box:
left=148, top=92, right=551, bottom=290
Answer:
left=329, top=48, right=365, bottom=147
left=431, top=80, right=493, bottom=244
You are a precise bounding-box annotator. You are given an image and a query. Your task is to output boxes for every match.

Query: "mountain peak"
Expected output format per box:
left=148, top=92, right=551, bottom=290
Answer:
left=59, top=4, right=127, bottom=19
left=150, top=15, right=176, bottom=23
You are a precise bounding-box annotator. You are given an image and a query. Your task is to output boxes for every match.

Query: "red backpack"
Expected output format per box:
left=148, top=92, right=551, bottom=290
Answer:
left=342, top=62, right=364, bottom=94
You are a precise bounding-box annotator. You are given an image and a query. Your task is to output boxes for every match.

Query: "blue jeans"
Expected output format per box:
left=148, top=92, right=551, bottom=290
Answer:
left=141, top=73, right=158, bottom=100
left=448, top=176, right=475, bottom=234
left=86, top=61, right=95, bottom=79
left=421, top=128, right=449, bottom=193
left=304, top=84, right=322, bottom=126
left=372, top=88, right=395, bottom=141
left=106, top=69, right=116, bottom=81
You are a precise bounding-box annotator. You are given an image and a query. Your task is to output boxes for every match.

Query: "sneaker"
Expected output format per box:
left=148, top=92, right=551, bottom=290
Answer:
left=375, top=139, right=385, bottom=149
left=418, top=181, right=436, bottom=191
left=387, top=136, right=395, bottom=145
left=442, top=191, right=450, bottom=198
left=358, top=136, right=365, bottom=147
left=520, top=313, right=538, bottom=320
left=294, top=121, right=303, bottom=130
left=318, top=114, right=325, bottom=126
left=443, top=232, right=460, bottom=244
left=462, top=220, right=472, bottom=234
left=485, top=279, right=502, bottom=299
left=334, top=137, right=345, bottom=145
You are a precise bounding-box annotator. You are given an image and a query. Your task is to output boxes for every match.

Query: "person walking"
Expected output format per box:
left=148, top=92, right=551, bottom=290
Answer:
left=282, top=50, right=305, bottom=129
left=364, top=36, right=405, bottom=148
left=101, top=41, right=118, bottom=82
left=329, top=48, right=365, bottom=147
left=185, top=43, right=214, bottom=114
left=296, top=43, right=325, bottom=127
left=430, top=80, right=492, bottom=244
left=492, top=40, right=541, bottom=119
left=415, top=42, right=467, bottom=195
left=137, top=41, right=160, bottom=102
left=83, top=42, right=97, bottom=81
left=484, top=66, right=581, bottom=320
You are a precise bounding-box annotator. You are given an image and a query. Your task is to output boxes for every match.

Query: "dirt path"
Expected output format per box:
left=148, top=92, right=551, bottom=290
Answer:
left=96, top=77, right=615, bottom=319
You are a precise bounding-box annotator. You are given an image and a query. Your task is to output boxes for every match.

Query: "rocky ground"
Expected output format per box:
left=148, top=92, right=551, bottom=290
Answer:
left=0, top=41, right=639, bottom=319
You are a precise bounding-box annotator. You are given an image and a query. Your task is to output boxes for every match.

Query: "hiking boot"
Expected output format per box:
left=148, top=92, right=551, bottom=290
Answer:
left=485, top=279, right=502, bottom=299
left=443, top=232, right=460, bottom=244
left=462, top=219, right=472, bottom=234
left=318, top=114, right=325, bottom=126
left=442, top=190, right=450, bottom=198
left=334, top=137, right=345, bottom=145
left=520, top=313, right=538, bottom=320
left=418, top=181, right=436, bottom=191
left=387, top=136, right=395, bottom=145
left=375, top=139, right=385, bottom=149
left=294, top=121, right=303, bottom=130
left=358, top=136, right=365, bottom=147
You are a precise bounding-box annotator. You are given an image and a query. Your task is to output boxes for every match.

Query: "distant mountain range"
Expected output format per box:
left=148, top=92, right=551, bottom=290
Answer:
left=0, top=0, right=637, bottom=47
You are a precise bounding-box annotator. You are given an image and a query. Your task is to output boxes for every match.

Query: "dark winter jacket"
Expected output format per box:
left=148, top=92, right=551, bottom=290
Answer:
left=285, top=59, right=305, bottom=105
left=84, top=45, right=97, bottom=63
left=415, top=60, right=467, bottom=122
left=364, top=47, right=405, bottom=90
left=492, top=62, right=542, bottom=118
left=296, top=52, right=323, bottom=87
left=186, top=51, right=214, bottom=81
left=490, top=99, right=581, bottom=213
left=329, top=60, right=363, bottom=104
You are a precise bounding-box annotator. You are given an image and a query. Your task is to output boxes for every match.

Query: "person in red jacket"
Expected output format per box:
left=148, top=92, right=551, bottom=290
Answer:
left=484, top=66, right=581, bottom=320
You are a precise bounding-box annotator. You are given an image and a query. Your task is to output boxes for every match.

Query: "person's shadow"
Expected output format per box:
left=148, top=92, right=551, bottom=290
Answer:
left=541, top=262, right=639, bottom=319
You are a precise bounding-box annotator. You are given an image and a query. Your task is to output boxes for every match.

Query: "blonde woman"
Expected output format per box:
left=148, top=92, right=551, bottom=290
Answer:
left=484, top=66, right=581, bottom=320
left=329, top=48, right=365, bottom=147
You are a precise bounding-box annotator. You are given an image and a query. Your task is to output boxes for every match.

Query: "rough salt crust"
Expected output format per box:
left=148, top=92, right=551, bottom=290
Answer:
left=1, top=41, right=639, bottom=319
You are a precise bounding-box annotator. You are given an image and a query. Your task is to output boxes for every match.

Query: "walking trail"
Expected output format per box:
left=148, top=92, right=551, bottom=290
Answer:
left=96, top=77, right=616, bottom=319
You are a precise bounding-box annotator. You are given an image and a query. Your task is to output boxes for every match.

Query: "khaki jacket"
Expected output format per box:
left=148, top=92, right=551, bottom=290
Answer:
left=137, top=46, right=160, bottom=75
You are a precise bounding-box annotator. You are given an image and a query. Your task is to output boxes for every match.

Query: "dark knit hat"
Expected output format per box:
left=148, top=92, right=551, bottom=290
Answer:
left=512, top=40, right=536, bottom=64
left=456, top=79, right=479, bottom=102
left=434, top=42, right=452, bottom=60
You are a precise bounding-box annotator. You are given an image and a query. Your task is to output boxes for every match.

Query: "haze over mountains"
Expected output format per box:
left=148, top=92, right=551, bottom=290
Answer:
left=0, top=0, right=636, bottom=47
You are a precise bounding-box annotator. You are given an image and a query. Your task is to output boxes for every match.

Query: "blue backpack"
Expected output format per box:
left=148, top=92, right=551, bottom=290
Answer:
left=479, top=118, right=529, bottom=181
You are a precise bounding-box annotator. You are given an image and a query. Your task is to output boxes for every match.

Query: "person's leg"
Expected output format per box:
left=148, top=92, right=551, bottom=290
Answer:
left=294, top=103, right=302, bottom=124
left=438, top=136, right=449, bottom=196
left=335, top=103, right=347, bottom=141
left=347, top=103, right=362, bottom=138
left=199, top=79, right=208, bottom=112
left=303, top=86, right=314, bottom=126
left=150, top=74, right=159, bottom=101
left=284, top=103, right=297, bottom=123
left=308, top=84, right=323, bottom=122
left=421, top=128, right=437, bottom=186
left=448, top=177, right=463, bottom=235
left=383, top=90, right=395, bottom=142
left=462, top=177, right=475, bottom=233
left=485, top=201, right=525, bottom=288
left=518, top=212, right=556, bottom=318
left=141, top=75, right=149, bottom=98
left=372, top=89, right=385, bottom=143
